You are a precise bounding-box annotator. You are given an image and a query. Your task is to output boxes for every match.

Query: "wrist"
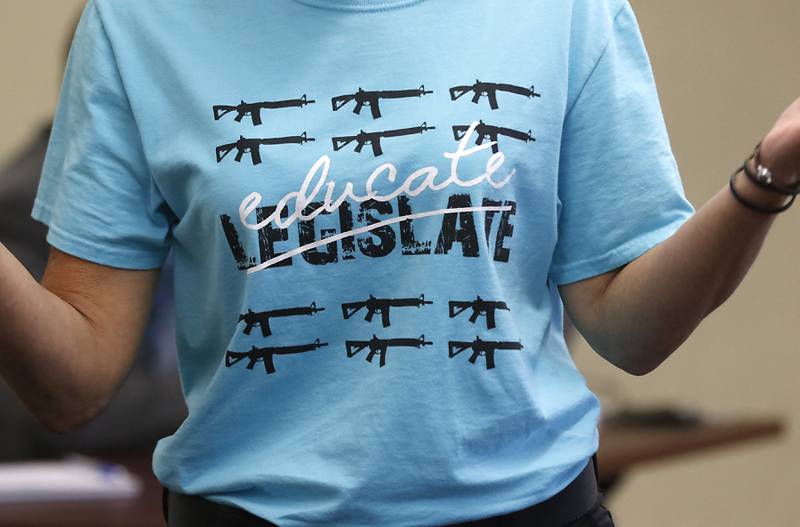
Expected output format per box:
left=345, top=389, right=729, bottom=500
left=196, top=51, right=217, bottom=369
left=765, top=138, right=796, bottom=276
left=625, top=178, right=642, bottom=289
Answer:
left=732, top=157, right=793, bottom=209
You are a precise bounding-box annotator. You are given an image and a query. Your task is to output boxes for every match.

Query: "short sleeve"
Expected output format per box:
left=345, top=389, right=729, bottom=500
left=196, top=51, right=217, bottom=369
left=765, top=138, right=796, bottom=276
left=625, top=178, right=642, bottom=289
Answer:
left=30, top=0, right=174, bottom=270
left=549, top=1, right=695, bottom=286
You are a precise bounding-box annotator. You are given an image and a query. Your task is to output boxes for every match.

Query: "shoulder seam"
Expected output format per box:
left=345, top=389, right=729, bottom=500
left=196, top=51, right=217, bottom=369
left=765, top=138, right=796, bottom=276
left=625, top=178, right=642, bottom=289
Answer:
left=82, top=0, right=156, bottom=187
left=563, top=0, right=630, bottom=120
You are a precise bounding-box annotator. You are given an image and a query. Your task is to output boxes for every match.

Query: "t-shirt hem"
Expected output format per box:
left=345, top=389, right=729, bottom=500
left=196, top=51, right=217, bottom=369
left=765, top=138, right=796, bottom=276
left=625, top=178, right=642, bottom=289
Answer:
left=549, top=213, right=694, bottom=286
left=31, top=198, right=168, bottom=270
left=160, top=454, right=598, bottom=527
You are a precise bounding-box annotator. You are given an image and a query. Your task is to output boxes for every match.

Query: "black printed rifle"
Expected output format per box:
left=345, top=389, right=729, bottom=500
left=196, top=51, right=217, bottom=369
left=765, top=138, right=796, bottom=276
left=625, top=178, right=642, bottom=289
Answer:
left=346, top=334, right=433, bottom=368
left=331, top=85, right=433, bottom=119
left=331, top=122, right=435, bottom=157
left=448, top=337, right=524, bottom=370
left=216, top=133, right=315, bottom=165
left=239, top=302, right=325, bottom=337
left=225, top=339, right=328, bottom=375
left=449, top=296, right=510, bottom=330
left=449, top=79, right=541, bottom=110
left=452, top=120, right=535, bottom=154
left=212, top=95, right=315, bottom=126
left=341, top=294, right=432, bottom=327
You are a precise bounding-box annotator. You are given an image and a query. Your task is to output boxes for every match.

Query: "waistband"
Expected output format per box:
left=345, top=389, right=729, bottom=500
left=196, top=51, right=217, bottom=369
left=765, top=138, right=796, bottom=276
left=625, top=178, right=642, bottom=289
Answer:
left=163, top=454, right=600, bottom=526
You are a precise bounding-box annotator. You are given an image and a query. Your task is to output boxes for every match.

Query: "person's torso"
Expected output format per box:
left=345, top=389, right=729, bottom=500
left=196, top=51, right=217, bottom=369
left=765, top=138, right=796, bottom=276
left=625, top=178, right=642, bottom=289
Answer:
left=95, top=1, right=602, bottom=524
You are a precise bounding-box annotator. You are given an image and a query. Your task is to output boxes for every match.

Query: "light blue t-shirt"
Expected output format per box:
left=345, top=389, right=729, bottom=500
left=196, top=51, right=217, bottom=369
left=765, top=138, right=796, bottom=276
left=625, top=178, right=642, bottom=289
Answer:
left=32, top=0, right=695, bottom=525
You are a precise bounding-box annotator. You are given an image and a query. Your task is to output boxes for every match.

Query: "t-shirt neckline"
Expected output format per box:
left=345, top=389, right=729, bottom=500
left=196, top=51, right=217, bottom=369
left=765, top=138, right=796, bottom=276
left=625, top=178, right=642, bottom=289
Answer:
left=290, top=0, right=426, bottom=12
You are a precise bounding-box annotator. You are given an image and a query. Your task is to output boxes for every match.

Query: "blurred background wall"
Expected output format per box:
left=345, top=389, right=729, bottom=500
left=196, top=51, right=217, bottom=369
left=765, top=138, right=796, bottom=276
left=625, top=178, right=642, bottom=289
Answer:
left=0, top=1, right=797, bottom=525
left=0, top=0, right=85, bottom=162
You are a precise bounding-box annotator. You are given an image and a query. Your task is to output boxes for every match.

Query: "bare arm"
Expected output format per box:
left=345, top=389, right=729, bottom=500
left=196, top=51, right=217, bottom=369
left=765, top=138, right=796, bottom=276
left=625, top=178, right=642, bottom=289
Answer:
left=560, top=98, right=800, bottom=376
left=0, top=244, right=160, bottom=432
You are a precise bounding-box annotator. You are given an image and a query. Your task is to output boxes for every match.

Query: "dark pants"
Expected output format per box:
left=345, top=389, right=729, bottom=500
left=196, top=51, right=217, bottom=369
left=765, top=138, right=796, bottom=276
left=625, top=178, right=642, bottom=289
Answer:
left=162, top=455, right=616, bottom=527
left=564, top=492, right=616, bottom=527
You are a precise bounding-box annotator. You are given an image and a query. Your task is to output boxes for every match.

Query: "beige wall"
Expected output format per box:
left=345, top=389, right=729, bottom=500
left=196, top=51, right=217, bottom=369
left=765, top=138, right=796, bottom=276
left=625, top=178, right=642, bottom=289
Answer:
left=1, top=1, right=798, bottom=526
left=0, top=0, right=85, bottom=161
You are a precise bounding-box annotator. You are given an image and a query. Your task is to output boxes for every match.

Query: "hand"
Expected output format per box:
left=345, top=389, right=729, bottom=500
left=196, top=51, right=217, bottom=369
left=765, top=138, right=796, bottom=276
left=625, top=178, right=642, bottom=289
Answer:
left=758, top=97, right=800, bottom=190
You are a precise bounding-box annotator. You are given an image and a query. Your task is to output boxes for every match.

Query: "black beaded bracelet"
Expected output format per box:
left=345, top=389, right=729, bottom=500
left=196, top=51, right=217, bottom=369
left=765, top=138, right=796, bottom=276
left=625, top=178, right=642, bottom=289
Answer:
left=741, top=142, right=800, bottom=196
left=729, top=167, right=796, bottom=214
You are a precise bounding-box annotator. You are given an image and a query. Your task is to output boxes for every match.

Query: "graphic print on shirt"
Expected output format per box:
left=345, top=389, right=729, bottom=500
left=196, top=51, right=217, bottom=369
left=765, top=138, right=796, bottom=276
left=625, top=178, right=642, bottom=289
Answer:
left=346, top=334, right=433, bottom=368
left=220, top=125, right=524, bottom=272
left=448, top=337, right=524, bottom=370
left=225, top=339, right=329, bottom=374
left=214, top=80, right=540, bottom=375
left=332, top=122, right=436, bottom=157
left=341, top=294, right=433, bottom=327
left=331, top=85, right=433, bottom=119
left=225, top=302, right=329, bottom=374
left=216, top=132, right=315, bottom=165
left=239, top=302, right=326, bottom=337
left=449, top=80, right=541, bottom=109
left=448, top=296, right=509, bottom=330
left=481, top=198, right=516, bottom=262
left=452, top=121, right=536, bottom=154
left=213, top=95, right=315, bottom=126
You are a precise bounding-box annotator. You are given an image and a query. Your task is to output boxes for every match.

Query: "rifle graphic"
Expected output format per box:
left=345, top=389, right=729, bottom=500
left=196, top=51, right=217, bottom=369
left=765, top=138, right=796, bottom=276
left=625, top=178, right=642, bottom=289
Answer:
left=331, top=85, right=433, bottom=119
left=452, top=120, right=535, bottom=154
left=449, top=296, right=510, bottom=330
left=239, top=302, right=325, bottom=337
left=225, top=339, right=328, bottom=374
left=216, top=133, right=315, bottom=165
left=346, top=334, right=433, bottom=368
left=448, top=337, right=524, bottom=370
left=212, top=95, right=315, bottom=126
left=341, top=294, right=432, bottom=327
left=331, top=122, right=435, bottom=157
left=449, top=79, right=541, bottom=110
